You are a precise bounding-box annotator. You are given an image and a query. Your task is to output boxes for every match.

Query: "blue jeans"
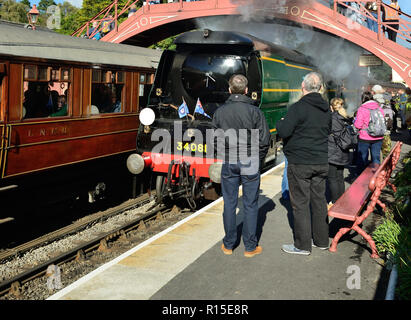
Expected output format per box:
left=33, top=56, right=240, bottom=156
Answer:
left=357, top=139, right=383, bottom=174
left=221, top=162, right=261, bottom=252
left=281, top=157, right=289, bottom=199
left=399, top=109, right=406, bottom=128
left=367, top=12, right=378, bottom=33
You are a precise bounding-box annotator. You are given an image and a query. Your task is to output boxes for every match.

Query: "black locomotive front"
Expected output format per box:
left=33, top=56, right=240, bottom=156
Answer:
left=127, top=30, right=263, bottom=206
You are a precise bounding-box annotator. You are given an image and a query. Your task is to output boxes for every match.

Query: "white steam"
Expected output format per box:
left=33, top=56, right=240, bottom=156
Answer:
left=195, top=0, right=369, bottom=114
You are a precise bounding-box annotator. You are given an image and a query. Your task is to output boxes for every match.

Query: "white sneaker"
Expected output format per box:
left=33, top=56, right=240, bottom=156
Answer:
left=282, top=244, right=310, bottom=255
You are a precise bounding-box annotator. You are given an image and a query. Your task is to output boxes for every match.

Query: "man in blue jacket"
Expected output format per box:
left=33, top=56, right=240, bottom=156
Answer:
left=276, top=72, right=331, bottom=255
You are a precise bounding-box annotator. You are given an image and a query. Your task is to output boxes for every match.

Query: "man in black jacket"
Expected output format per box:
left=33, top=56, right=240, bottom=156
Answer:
left=276, top=72, right=331, bottom=255
left=212, top=74, right=270, bottom=258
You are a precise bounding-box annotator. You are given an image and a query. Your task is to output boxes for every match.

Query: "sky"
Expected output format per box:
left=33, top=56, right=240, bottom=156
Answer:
left=28, top=0, right=83, bottom=8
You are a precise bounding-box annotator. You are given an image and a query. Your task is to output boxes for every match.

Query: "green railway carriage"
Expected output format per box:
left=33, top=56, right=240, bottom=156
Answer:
left=129, top=29, right=323, bottom=205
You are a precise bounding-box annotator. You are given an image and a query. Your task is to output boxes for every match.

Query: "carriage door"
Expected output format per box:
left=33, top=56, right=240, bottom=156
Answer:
left=0, top=62, right=6, bottom=179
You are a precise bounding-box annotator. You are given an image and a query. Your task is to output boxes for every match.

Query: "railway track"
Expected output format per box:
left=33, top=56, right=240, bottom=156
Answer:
left=0, top=192, right=153, bottom=263
left=0, top=193, right=196, bottom=299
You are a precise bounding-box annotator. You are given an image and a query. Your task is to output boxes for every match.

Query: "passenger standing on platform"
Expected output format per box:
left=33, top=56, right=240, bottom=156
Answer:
left=327, top=98, right=352, bottom=209
left=395, top=88, right=408, bottom=129
left=212, top=74, right=270, bottom=258
left=383, top=0, right=401, bottom=42
left=276, top=72, right=331, bottom=255
left=354, top=91, right=385, bottom=174
left=391, top=91, right=400, bottom=132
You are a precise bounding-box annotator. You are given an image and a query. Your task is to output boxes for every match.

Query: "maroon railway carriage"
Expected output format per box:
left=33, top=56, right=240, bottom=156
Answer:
left=0, top=22, right=161, bottom=223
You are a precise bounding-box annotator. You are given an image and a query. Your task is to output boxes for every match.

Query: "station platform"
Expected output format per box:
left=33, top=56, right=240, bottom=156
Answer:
left=47, top=157, right=391, bottom=301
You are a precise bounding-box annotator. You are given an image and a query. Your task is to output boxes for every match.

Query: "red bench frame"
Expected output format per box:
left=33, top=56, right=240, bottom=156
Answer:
left=328, top=141, right=403, bottom=258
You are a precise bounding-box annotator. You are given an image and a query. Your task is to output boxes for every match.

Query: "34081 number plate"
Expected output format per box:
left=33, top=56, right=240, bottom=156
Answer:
left=176, top=142, right=207, bottom=153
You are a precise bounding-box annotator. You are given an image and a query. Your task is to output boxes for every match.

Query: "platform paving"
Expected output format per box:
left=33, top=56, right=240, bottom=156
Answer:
left=48, top=159, right=393, bottom=301
left=49, top=131, right=411, bottom=301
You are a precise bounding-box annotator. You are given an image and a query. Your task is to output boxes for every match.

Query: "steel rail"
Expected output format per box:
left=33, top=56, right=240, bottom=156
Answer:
left=0, top=192, right=153, bottom=263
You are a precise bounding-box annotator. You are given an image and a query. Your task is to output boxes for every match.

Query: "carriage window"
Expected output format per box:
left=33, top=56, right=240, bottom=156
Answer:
left=91, top=69, right=124, bottom=114
left=138, top=72, right=153, bottom=109
left=23, top=65, right=71, bottom=119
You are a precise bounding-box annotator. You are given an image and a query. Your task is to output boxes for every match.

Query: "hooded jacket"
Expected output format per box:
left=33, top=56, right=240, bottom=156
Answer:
left=276, top=92, right=331, bottom=165
left=328, top=110, right=351, bottom=166
left=354, top=100, right=385, bottom=141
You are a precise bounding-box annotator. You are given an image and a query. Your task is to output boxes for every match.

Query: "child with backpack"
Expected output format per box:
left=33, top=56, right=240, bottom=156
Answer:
left=354, top=91, right=386, bottom=174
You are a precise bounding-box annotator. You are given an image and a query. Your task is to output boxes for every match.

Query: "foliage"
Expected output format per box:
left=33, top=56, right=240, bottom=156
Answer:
left=395, top=224, right=411, bottom=300
left=75, top=0, right=130, bottom=26
left=373, top=148, right=411, bottom=300
left=0, top=0, right=30, bottom=24
left=38, top=0, right=56, bottom=14
left=150, top=35, right=177, bottom=51
left=20, top=0, right=30, bottom=7
left=56, top=1, right=80, bottom=35
left=373, top=212, right=401, bottom=258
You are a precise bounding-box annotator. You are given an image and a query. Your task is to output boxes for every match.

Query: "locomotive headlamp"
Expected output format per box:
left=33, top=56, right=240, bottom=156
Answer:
left=139, top=107, right=155, bottom=126
left=208, top=162, right=222, bottom=183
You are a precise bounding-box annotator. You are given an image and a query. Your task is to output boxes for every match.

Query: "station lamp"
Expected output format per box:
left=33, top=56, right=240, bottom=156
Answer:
left=27, top=4, right=40, bottom=30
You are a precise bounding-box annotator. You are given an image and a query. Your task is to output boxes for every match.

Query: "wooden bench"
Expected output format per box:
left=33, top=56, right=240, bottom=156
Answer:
left=328, top=141, right=403, bottom=258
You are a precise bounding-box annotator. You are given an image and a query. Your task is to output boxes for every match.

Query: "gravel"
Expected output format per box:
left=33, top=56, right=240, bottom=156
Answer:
left=0, top=200, right=155, bottom=284
left=0, top=200, right=194, bottom=300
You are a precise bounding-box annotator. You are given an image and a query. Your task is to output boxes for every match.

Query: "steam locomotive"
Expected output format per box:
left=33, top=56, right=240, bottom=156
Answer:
left=126, top=29, right=320, bottom=208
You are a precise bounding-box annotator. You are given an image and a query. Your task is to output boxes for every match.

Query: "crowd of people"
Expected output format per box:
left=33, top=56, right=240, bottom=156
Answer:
left=332, top=0, right=404, bottom=42
left=214, top=72, right=411, bottom=257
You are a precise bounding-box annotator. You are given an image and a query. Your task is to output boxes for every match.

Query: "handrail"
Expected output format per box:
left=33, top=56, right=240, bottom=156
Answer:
left=71, top=0, right=410, bottom=46
left=71, top=0, right=183, bottom=39
left=334, top=0, right=411, bottom=44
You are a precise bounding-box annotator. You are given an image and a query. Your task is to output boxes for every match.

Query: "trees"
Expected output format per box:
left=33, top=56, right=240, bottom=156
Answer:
left=20, top=0, right=31, bottom=7
left=57, top=1, right=80, bottom=35
left=38, top=0, right=57, bottom=14
left=0, top=0, right=29, bottom=24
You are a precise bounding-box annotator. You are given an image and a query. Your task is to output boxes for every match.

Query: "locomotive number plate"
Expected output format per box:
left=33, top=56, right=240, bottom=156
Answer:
left=176, top=142, right=207, bottom=153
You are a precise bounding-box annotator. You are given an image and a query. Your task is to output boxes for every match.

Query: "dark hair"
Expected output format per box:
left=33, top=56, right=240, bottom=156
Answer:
left=228, top=74, right=248, bottom=94
left=362, top=91, right=373, bottom=103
